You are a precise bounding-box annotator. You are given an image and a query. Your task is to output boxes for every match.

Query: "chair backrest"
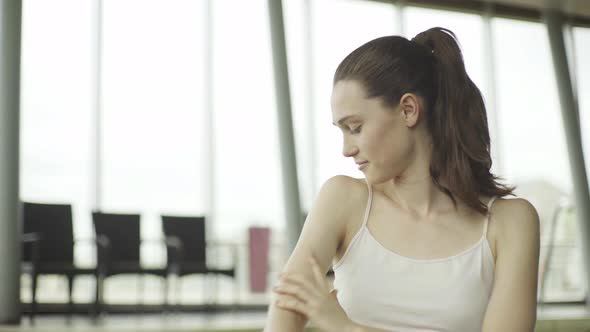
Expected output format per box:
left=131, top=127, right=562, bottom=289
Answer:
left=92, top=212, right=141, bottom=263
left=162, top=216, right=206, bottom=264
left=22, top=202, right=74, bottom=263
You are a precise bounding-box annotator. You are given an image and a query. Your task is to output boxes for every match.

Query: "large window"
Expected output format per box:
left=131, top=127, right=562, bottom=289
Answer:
left=493, top=18, right=582, bottom=301
left=211, top=0, right=284, bottom=302
left=566, top=26, right=590, bottom=301
left=574, top=27, right=590, bottom=178
left=100, top=0, right=206, bottom=304
left=19, top=0, right=589, bottom=306
left=492, top=19, right=573, bottom=194
left=20, top=0, right=94, bottom=303
left=211, top=0, right=283, bottom=239
left=283, top=0, right=313, bottom=210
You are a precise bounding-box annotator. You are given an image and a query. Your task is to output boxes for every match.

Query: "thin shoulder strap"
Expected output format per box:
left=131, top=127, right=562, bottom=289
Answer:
left=483, top=196, right=498, bottom=236
left=361, top=179, right=373, bottom=228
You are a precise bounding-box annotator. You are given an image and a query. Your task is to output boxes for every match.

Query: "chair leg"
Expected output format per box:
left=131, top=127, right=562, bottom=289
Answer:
left=31, top=272, right=38, bottom=324
left=213, top=274, right=219, bottom=306
left=67, top=274, right=74, bottom=321
left=93, top=272, right=103, bottom=319
left=202, top=274, right=208, bottom=306
left=93, top=273, right=98, bottom=318
left=137, top=273, right=144, bottom=314
left=176, top=275, right=182, bottom=313
left=163, top=275, right=169, bottom=313
left=233, top=275, right=239, bottom=307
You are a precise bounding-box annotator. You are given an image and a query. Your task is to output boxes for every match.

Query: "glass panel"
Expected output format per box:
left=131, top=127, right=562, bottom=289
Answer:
left=493, top=18, right=580, bottom=302
left=212, top=0, right=283, bottom=240
left=20, top=0, right=94, bottom=303
left=101, top=0, right=205, bottom=304
left=493, top=19, right=572, bottom=194
left=211, top=0, right=284, bottom=302
left=574, top=27, right=590, bottom=179
left=560, top=26, right=590, bottom=301
left=283, top=0, right=313, bottom=210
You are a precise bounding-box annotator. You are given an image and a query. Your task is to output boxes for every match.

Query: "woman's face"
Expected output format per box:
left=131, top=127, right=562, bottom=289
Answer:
left=331, top=80, right=416, bottom=184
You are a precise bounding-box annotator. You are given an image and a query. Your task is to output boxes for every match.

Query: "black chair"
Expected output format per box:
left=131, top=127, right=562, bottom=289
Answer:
left=92, top=212, right=167, bottom=315
left=162, top=215, right=238, bottom=306
left=21, top=202, right=96, bottom=320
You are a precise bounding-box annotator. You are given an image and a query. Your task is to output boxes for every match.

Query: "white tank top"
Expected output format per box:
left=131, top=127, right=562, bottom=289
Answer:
left=333, top=181, right=496, bottom=332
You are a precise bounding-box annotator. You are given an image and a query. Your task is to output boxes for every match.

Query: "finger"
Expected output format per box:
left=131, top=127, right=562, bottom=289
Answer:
left=272, top=282, right=311, bottom=304
left=275, top=294, right=309, bottom=318
left=280, top=273, right=310, bottom=288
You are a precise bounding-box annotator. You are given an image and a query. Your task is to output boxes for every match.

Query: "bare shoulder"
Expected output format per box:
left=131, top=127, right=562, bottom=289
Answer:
left=320, top=175, right=366, bottom=195
left=481, top=197, right=540, bottom=330
left=490, top=197, right=540, bottom=253
left=314, top=175, right=368, bottom=243
left=280, top=175, right=367, bottom=270
left=491, top=197, right=539, bottom=229
left=317, top=175, right=367, bottom=217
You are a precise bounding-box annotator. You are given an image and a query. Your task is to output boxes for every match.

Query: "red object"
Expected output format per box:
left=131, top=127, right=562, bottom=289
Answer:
left=249, top=227, right=271, bottom=293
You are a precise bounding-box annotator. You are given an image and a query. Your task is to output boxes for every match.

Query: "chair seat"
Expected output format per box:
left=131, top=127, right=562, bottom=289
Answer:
left=101, top=262, right=167, bottom=276
left=22, top=262, right=96, bottom=275
left=176, top=263, right=235, bottom=277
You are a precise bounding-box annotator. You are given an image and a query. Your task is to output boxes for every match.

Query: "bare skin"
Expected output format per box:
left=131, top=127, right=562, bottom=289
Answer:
left=264, top=80, right=539, bottom=332
left=335, top=178, right=498, bottom=265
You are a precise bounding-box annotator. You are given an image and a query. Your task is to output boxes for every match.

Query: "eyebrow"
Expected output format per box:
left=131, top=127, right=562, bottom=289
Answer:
left=332, top=115, right=359, bottom=126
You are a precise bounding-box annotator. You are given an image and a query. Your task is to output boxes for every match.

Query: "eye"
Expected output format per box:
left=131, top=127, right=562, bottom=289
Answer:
left=350, top=126, right=362, bottom=134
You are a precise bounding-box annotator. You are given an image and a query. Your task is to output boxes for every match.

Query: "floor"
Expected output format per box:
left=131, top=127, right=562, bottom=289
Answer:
left=0, top=304, right=589, bottom=332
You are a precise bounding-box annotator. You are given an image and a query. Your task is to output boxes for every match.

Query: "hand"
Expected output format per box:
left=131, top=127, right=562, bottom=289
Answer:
left=272, top=256, right=355, bottom=332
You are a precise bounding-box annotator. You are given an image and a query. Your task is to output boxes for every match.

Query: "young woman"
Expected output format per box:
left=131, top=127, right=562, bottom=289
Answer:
left=264, top=27, right=540, bottom=332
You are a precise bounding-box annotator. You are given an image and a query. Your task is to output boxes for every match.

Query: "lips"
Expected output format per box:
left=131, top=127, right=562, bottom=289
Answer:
left=355, top=161, right=368, bottom=165
left=358, top=162, right=368, bottom=171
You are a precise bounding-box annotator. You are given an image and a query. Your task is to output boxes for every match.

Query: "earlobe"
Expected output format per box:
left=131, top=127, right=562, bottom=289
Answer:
left=405, top=110, right=418, bottom=128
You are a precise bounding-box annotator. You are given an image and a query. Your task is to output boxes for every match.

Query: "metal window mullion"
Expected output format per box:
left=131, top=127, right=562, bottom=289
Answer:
left=395, top=0, right=406, bottom=36
left=303, top=0, right=317, bottom=204
left=204, top=0, right=215, bottom=244
left=0, top=0, right=23, bottom=323
left=92, top=0, right=104, bottom=211
left=544, top=10, right=590, bottom=303
left=268, top=0, right=303, bottom=253
left=482, top=4, right=503, bottom=176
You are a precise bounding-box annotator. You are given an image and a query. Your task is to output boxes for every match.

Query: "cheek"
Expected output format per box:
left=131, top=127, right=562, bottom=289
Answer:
left=374, top=127, right=412, bottom=164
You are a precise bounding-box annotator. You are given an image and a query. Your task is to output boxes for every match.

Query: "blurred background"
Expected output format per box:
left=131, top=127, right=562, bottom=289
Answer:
left=1, top=0, right=590, bottom=331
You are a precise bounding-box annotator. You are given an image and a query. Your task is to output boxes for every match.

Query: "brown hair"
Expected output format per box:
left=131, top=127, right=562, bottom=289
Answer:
left=333, top=27, right=514, bottom=215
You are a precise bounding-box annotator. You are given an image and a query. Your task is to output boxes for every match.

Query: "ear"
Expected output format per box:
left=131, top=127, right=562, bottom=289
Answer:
left=399, top=93, right=422, bottom=128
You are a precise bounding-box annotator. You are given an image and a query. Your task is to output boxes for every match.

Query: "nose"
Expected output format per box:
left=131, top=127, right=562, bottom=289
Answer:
left=342, top=137, right=358, bottom=158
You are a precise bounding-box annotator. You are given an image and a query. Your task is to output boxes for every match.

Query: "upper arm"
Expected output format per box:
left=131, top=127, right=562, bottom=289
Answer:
left=482, top=198, right=541, bottom=332
left=264, top=175, right=360, bottom=331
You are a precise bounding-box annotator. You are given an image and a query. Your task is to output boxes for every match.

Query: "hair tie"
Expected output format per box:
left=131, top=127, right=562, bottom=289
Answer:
left=411, top=38, right=435, bottom=55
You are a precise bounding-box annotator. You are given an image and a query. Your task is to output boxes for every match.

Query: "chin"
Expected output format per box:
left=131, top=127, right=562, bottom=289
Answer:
left=365, top=170, right=396, bottom=185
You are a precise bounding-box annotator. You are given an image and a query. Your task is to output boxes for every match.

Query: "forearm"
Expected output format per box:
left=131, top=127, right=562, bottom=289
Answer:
left=265, top=305, right=392, bottom=332
left=347, top=322, right=395, bottom=332
left=263, top=301, right=308, bottom=332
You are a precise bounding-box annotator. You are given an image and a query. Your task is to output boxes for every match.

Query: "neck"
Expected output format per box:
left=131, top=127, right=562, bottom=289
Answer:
left=377, top=139, right=457, bottom=220
left=380, top=175, right=455, bottom=220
